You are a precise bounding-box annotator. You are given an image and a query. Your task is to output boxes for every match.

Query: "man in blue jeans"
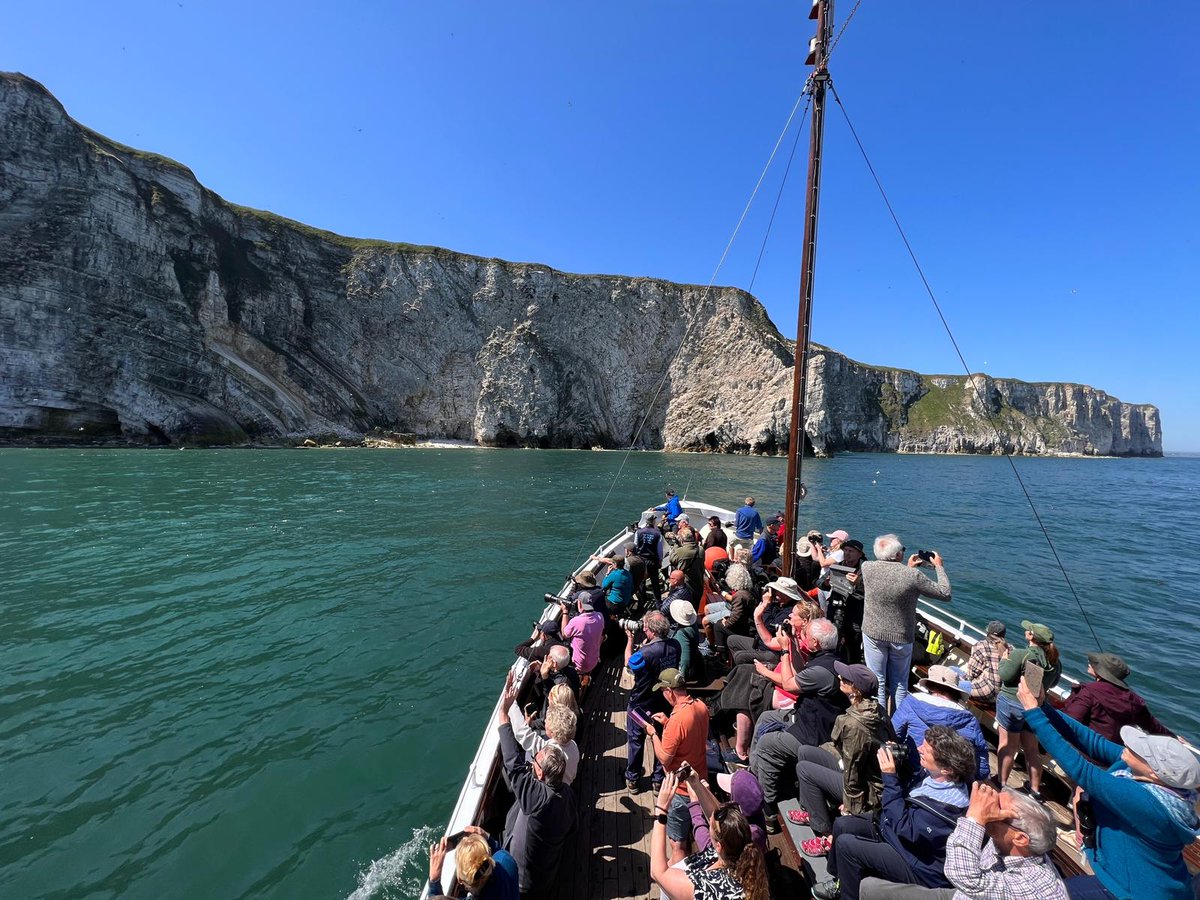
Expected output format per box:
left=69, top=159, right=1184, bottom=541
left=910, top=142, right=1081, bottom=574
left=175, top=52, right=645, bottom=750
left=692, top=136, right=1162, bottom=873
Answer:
left=623, top=611, right=679, bottom=792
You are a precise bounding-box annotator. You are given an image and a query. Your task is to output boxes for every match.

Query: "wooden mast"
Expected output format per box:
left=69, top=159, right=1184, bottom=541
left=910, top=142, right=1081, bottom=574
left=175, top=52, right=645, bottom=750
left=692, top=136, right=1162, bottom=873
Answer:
left=782, top=0, right=834, bottom=578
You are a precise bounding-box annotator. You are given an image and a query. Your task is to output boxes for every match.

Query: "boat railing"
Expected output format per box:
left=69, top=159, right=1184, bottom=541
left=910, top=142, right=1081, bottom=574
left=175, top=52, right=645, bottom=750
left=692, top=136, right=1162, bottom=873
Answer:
left=419, top=526, right=636, bottom=899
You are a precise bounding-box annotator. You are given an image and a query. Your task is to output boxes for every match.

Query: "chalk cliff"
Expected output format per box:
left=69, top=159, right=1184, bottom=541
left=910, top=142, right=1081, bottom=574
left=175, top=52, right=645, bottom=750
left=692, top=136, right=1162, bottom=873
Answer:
left=0, top=73, right=1163, bottom=457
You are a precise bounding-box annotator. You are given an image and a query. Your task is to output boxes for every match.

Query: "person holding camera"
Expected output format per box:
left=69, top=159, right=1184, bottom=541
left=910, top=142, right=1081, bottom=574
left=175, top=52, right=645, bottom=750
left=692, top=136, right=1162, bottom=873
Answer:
left=559, top=590, right=604, bottom=677
left=427, top=824, right=520, bottom=900
left=858, top=534, right=952, bottom=711
left=496, top=673, right=576, bottom=900
left=811, top=725, right=976, bottom=900
left=1015, top=675, right=1200, bottom=900
left=623, top=611, right=680, bottom=793
left=642, top=668, right=710, bottom=863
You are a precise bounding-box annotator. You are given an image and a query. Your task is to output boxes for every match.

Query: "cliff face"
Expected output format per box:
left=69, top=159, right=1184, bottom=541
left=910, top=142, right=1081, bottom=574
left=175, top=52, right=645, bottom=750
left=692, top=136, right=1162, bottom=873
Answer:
left=0, top=73, right=1163, bottom=457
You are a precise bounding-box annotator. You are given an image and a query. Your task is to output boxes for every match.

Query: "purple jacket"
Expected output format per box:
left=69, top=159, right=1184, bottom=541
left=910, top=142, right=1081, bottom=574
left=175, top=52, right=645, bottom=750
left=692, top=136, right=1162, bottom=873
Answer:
left=1062, top=679, right=1173, bottom=744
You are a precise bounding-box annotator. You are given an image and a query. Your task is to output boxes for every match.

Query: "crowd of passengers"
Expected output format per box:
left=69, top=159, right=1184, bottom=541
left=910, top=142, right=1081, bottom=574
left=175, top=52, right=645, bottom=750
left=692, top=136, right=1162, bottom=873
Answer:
left=427, top=491, right=1200, bottom=900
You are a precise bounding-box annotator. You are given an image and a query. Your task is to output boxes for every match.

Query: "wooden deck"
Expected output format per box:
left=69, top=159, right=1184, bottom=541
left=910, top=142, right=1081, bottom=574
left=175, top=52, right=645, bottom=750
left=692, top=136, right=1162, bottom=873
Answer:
left=549, top=654, right=809, bottom=900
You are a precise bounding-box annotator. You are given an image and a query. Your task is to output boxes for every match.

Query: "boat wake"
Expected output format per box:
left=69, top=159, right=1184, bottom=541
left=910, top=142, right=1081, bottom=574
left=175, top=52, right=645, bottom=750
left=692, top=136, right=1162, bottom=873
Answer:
left=345, top=825, right=437, bottom=900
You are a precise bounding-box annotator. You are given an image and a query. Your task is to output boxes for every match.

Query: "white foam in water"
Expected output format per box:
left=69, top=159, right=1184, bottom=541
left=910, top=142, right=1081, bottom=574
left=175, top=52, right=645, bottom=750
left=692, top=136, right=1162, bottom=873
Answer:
left=346, top=825, right=438, bottom=900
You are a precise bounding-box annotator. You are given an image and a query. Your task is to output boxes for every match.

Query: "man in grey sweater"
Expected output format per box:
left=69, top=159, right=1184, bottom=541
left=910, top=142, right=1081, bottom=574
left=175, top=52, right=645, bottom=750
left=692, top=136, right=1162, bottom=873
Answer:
left=854, top=534, right=951, bottom=710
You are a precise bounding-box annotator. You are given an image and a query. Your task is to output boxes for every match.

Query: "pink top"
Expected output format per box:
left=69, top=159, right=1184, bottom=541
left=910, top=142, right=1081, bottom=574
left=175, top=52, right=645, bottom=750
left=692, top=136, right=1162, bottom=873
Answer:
left=564, top=611, right=605, bottom=674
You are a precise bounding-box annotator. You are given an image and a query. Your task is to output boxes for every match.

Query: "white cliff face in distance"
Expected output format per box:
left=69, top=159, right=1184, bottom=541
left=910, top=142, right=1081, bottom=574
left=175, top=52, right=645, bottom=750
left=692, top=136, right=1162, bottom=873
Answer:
left=0, top=73, right=1162, bottom=457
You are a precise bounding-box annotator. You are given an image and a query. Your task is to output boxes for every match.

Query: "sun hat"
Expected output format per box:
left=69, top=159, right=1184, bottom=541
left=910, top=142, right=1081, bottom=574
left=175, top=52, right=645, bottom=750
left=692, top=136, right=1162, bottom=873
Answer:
left=766, top=576, right=802, bottom=602
left=1021, top=620, right=1054, bottom=643
left=653, top=668, right=687, bottom=692
left=1087, top=651, right=1130, bottom=688
left=574, top=571, right=597, bottom=588
left=1121, top=726, right=1200, bottom=789
left=834, top=661, right=879, bottom=697
left=669, top=599, right=698, bottom=626
left=918, top=664, right=969, bottom=698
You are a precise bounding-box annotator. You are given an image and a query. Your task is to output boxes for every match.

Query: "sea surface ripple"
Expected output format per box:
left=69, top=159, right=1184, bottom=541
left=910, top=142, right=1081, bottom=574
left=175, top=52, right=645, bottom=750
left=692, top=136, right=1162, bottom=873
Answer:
left=1, top=448, right=1196, bottom=898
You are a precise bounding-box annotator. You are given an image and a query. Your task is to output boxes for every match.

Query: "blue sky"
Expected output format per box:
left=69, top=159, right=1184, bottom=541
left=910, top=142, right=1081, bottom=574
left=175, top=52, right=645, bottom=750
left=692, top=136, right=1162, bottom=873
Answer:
left=5, top=2, right=1199, bottom=449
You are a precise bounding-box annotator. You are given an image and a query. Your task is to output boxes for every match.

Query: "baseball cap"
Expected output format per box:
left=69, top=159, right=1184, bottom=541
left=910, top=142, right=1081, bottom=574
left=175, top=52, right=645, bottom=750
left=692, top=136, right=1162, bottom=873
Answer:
left=653, top=668, right=687, bottom=692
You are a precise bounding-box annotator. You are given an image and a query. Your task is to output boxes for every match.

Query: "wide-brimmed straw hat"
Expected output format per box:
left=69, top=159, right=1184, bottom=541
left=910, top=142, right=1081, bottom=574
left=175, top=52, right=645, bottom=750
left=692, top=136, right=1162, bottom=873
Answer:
left=918, top=664, right=969, bottom=698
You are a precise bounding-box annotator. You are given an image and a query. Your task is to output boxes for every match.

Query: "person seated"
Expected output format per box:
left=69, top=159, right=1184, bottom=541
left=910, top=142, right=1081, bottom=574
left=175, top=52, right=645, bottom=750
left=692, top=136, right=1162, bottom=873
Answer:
left=660, top=568, right=694, bottom=616
left=812, top=726, right=976, bottom=900
left=725, top=576, right=799, bottom=667
left=560, top=592, right=604, bottom=677
left=1063, top=651, right=1174, bottom=744
left=793, top=529, right=824, bottom=591
left=995, top=621, right=1061, bottom=800
left=750, top=519, right=781, bottom=572
left=792, top=663, right=895, bottom=859
left=893, top=665, right=990, bottom=781
left=589, top=553, right=634, bottom=617
left=670, top=528, right=706, bottom=600
left=697, top=770, right=770, bottom=852
left=857, top=782, right=1067, bottom=900
left=654, top=488, right=683, bottom=528
left=513, top=619, right=568, bottom=664
left=506, top=700, right=580, bottom=786
left=952, top=620, right=1008, bottom=704
left=826, top=538, right=867, bottom=664
left=710, top=554, right=754, bottom=661
left=566, top=570, right=606, bottom=614
left=528, top=645, right=580, bottom=719
left=641, top=669, right=710, bottom=863
left=496, top=674, right=577, bottom=900
left=713, top=585, right=808, bottom=764
left=669, top=599, right=703, bottom=684
left=427, top=824, right=520, bottom=900
left=650, top=770, right=770, bottom=900
left=703, top=514, right=728, bottom=551
left=748, top=618, right=847, bottom=831
left=1015, top=676, right=1200, bottom=900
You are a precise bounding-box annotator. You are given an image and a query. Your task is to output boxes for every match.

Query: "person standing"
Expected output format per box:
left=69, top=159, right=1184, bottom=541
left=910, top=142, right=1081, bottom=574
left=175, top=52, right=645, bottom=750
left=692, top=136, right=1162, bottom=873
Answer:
left=857, top=534, right=952, bottom=711
left=633, top=514, right=666, bottom=606
left=623, top=612, right=680, bottom=792
left=734, top=497, right=763, bottom=549
left=654, top=489, right=683, bottom=528
left=644, top=668, right=710, bottom=862
left=995, top=621, right=1061, bottom=800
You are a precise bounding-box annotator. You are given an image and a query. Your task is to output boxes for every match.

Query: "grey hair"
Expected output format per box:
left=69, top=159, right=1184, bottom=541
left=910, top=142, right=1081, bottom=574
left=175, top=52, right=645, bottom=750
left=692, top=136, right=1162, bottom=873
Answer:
left=733, top=545, right=752, bottom=564
left=643, top=611, right=671, bottom=639
left=548, top=645, right=571, bottom=669
left=873, top=533, right=904, bottom=561
left=807, top=618, right=839, bottom=650
left=545, top=706, right=577, bottom=744
left=1002, top=788, right=1057, bottom=855
left=537, top=742, right=567, bottom=786
left=725, top=562, right=755, bottom=593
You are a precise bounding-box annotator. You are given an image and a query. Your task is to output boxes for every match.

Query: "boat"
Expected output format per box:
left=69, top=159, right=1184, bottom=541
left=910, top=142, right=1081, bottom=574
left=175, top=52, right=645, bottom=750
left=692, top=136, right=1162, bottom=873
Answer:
left=422, top=3, right=1200, bottom=898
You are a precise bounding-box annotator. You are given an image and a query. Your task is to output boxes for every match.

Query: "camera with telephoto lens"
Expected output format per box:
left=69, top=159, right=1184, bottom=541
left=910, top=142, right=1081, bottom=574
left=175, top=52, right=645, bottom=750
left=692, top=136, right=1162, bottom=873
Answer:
left=618, top=618, right=642, bottom=632
left=915, top=550, right=935, bottom=563
left=544, top=593, right=567, bottom=604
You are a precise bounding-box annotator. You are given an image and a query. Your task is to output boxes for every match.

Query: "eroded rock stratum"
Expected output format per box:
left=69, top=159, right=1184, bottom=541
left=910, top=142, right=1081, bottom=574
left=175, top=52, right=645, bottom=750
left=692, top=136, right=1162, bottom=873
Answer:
left=0, top=73, right=1162, bottom=456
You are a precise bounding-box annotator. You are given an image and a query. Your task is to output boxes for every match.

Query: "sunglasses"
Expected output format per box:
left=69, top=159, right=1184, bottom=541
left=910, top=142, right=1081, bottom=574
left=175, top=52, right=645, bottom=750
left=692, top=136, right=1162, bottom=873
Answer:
left=712, top=802, right=739, bottom=825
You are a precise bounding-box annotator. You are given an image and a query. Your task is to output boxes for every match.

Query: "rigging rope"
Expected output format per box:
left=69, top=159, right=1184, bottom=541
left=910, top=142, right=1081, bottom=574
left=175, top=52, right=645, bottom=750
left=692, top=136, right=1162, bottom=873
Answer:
left=824, top=0, right=866, bottom=65
left=570, top=85, right=813, bottom=568
left=748, top=98, right=812, bottom=294
left=827, top=79, right=1105, bottom=652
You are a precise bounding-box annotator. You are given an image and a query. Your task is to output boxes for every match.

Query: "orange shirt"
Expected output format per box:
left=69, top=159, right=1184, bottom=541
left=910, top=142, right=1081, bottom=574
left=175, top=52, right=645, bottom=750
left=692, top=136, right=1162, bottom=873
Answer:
left=660, top=696, right=710, bottom=794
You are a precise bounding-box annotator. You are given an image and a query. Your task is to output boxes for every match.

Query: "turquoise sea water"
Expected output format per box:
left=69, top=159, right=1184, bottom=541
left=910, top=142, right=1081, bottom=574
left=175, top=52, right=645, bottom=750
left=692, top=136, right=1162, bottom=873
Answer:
left=2, top=448, right=1197, bottom=899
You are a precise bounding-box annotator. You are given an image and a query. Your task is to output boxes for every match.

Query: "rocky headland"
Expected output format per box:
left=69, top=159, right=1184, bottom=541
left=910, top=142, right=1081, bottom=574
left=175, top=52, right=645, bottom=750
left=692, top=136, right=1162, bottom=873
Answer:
left=0, top=73, right=1162, bottom=457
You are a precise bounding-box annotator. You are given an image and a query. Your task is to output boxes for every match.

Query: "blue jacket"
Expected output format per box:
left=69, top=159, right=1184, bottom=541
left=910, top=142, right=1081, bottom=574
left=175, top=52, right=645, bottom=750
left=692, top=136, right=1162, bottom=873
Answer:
left=654, top=495, right=683, bottom=523
left=1026, top=704, right=1198, bottom=900
left=602, top=568, right=633, bottom=611
left=734, top=505, right=763, bottom=540
left=891, top=694, right=990, bottom=781
left=877, top=772, right=966, bottom=889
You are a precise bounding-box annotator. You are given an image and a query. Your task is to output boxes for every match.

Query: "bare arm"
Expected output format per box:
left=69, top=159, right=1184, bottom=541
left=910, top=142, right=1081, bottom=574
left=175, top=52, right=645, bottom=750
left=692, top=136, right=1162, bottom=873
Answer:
left=650, top=774, right=694, bottom=900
